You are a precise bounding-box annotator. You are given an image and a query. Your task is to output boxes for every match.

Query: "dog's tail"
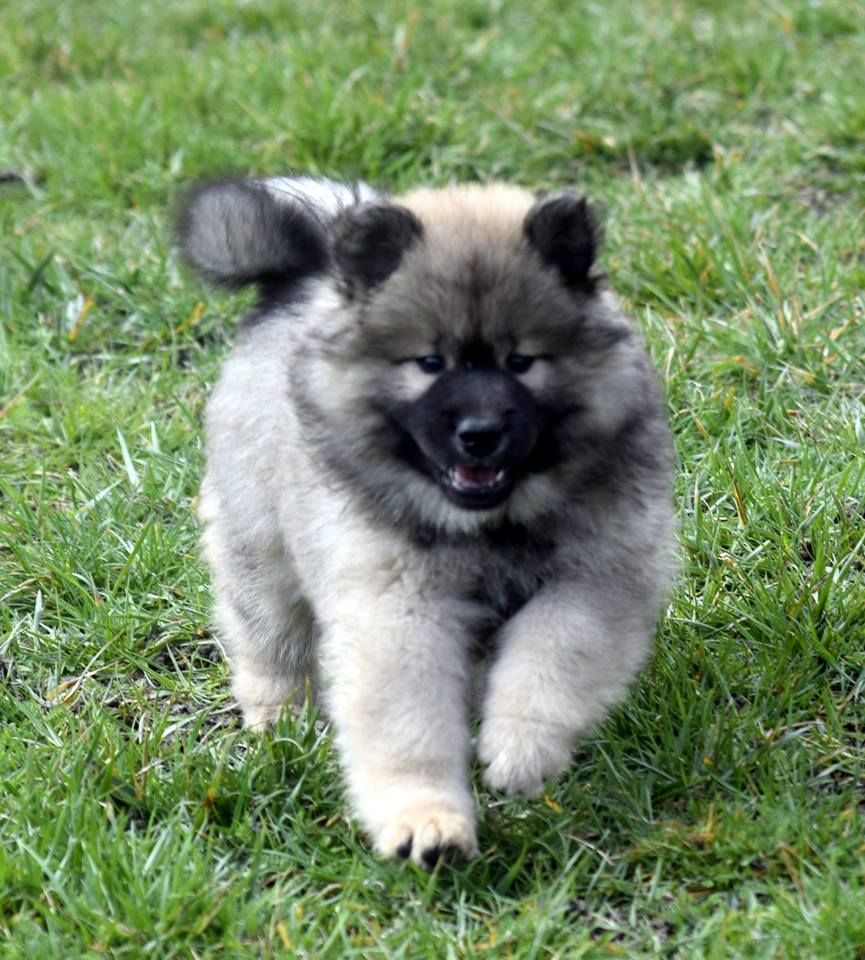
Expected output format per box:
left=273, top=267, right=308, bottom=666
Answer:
left=176, top=176, right=379, bottom=289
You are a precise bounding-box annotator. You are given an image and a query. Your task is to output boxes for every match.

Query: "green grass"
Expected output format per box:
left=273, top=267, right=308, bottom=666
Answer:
left=2, top=0, right=864, bottom=955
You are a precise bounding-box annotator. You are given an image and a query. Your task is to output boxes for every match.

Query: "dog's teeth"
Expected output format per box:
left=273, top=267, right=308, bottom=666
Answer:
left=450, top=465, right=506, bottom=490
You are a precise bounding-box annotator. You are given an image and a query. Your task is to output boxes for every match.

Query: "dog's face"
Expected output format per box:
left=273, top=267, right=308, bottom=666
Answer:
left=388, top=359, right=545, bottom=511
left=292, top=185, right=640, bottom=531
left=178, top=178, right=656, bottom=535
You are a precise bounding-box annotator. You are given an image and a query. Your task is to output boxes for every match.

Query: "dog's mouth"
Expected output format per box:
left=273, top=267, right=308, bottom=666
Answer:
left=441, top=463, right=512, bottom=509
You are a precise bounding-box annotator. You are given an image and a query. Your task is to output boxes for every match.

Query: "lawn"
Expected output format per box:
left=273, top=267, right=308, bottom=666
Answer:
left=2, top=0, right=864, bottom=956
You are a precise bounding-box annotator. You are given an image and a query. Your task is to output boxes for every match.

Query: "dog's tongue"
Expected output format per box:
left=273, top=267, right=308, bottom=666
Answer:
left=454, top=465, right=501, bottom=489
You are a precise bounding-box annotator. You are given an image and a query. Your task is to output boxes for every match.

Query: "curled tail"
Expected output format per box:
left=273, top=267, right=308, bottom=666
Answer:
left=177, top=175, right=379, bottom=289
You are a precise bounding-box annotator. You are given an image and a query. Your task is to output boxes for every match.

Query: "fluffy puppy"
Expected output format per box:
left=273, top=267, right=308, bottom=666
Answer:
left=178, top=176, right=675, bottom=867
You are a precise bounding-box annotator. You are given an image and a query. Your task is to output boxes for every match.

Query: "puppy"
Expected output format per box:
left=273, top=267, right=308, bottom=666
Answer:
left=178, top=176, right=675, bottom=866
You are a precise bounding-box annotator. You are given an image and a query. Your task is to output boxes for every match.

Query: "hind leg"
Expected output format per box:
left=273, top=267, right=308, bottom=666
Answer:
left=203, top=511, right=318, bottom=729
left=214, top=593, right=318, bottom=729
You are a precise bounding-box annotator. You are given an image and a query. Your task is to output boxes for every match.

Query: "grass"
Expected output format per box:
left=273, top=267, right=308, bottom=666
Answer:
left=2, top=0, right=864, bottom=955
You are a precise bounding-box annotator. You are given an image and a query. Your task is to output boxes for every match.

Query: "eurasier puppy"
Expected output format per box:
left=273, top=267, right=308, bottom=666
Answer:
left=178, top=176, right=675, bottom=866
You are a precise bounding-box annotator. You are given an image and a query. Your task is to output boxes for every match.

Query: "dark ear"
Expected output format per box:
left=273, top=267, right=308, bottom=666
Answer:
left=176, top=179, right=328, bottom=288
left=524, top=192, right=602, bottom=291
left=331, top=202, right=423, bottom=294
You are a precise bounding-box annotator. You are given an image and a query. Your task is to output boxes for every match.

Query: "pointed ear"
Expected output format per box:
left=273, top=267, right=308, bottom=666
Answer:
left=331, top=202, right=423, bottom=294
left=524, top=192, right=602, bottom=291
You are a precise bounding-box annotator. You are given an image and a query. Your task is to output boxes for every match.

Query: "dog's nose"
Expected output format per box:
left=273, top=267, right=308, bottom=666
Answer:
left=456, top=418, right=505, bottom=459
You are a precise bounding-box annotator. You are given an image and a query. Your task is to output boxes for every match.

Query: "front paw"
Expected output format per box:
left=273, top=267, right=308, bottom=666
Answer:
left=478, top=718, right=573, bottom=796
left=369, top=796, right=478, bottom=868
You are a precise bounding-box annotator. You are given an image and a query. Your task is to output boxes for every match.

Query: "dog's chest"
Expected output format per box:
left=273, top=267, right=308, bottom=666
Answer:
left=443, top=525, right=556, bottom=655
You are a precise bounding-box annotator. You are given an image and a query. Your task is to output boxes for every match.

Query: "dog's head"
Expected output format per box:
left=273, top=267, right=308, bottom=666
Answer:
left=325, top=186, right=639, bottom=525
left=179, top=179, right=646, bottom=531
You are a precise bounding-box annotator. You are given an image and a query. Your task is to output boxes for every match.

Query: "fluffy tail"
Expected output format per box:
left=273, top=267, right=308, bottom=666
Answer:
left=176, top=176, right=379, bottom=288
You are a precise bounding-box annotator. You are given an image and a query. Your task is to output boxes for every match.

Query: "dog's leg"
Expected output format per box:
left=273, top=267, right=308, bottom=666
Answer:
left=213, top=594, right=317, bottom=729
left=478, top=584, right=656, bottom=796
left=313, top=541, right=477, bottom=866
left=202, top=505, right=318, bottom=728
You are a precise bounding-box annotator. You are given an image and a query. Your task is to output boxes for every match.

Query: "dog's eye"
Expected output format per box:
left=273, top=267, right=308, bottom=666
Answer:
left=416, top=355, right=445, bottom=374
left=505, top=353, right=535, bottom=374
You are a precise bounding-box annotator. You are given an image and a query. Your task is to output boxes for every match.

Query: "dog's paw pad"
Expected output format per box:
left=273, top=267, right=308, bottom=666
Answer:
left=376, top=807, right=477, bottom=868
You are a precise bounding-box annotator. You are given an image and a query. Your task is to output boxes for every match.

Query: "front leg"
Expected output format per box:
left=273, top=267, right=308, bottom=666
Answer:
left=478, top=585, right=658, bottom=796
left=317, top=557, right=478, bottom=866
